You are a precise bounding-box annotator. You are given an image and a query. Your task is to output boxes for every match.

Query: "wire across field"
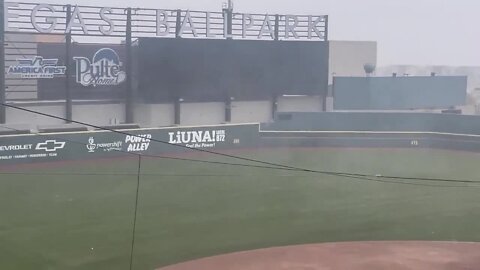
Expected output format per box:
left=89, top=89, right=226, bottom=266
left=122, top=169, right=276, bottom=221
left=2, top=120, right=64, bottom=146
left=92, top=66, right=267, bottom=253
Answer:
left=1, top=147, right=480, bottom=270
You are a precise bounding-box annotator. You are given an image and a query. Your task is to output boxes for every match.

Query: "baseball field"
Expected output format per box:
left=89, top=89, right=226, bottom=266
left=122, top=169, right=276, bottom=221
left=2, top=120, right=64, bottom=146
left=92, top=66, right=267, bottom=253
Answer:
left=1, top=147, right=480, bottom=270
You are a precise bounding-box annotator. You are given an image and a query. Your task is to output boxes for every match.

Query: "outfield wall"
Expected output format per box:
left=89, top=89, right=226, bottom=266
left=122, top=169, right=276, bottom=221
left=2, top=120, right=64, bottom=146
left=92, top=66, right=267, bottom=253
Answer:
left=0, top=124, right=260, bottom=165
left=3, top=113, right=480, bottom=166
left=259, top=131, right=480, bottom=152
left=260, top=112, right=480, bottom=151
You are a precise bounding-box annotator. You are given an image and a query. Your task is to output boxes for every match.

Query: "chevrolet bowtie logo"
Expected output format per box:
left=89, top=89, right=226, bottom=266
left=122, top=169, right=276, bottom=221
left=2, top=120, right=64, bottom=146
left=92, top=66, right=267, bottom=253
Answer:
left=35, top=140, right=66, bottom=152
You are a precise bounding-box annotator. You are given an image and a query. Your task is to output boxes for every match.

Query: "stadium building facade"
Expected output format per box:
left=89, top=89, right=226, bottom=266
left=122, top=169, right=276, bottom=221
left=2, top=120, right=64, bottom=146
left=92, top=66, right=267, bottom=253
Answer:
left=1, top=2, right=377, bottom=129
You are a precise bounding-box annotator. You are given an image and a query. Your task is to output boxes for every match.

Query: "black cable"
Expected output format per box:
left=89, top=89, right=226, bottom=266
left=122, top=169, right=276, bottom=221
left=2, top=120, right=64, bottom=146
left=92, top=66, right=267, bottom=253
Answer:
left=129, top=156, right=141, bottom=270
left=0, top=105, right=417, bottom=180
left=0, top=125, right=329, bottom=174
left=0, top=125, right=300, bottom=171
left=335, top=173, right=477, bottom=188
left=1, top=170, right=476, bottom=187
left=376, top=174, right=480, bottom=183
left=3, top=13, right=473, bottom=187
left=3, top=121, right=480, bottom=187
left=0, top=103, right=313, bottom=170
left=1, top=170, right=477, bottom=188
left=1, top=104, right=480, bottom=187
left=0, top=172, right=241, bottom=177
left=319, top=171, right=480, bottom=184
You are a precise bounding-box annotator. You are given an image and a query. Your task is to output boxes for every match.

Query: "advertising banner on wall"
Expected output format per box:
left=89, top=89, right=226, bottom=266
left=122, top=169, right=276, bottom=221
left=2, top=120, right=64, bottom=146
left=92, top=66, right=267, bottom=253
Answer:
left=0, top=137, right=67, bottom=162
left=0, top=124, right=259, bottom=165
left=37, top=43, right=126, bottom=100
left=7, top=57, right=66, bottom=79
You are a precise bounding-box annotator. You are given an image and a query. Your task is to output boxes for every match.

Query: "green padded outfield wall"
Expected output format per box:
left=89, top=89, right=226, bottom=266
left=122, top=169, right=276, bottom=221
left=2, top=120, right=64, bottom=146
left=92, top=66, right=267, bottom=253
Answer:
left=4, top=114, right=480, bottom=167
left=0, top=124, right=260, bottom=165
left=260, top=112, right=480, bottom=152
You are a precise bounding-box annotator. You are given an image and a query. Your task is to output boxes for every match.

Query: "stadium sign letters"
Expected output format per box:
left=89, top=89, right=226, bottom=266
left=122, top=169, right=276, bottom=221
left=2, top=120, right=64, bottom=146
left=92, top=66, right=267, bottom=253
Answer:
left=4, top=3, right=326, bottom=40
left=74, top=48, right=126, bottom=87
left=0, top=144, right=33, bottom=151
left=168, top=130, right=226, bottom=148
left=125, top=134, right=152, bottom=152
left=7, top=57, right=66, bottom=79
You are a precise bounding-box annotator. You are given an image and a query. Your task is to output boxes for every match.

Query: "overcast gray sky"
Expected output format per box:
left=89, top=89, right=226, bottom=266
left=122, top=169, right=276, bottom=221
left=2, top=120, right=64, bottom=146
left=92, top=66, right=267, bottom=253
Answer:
left=31, top=0, right=480, bottom=67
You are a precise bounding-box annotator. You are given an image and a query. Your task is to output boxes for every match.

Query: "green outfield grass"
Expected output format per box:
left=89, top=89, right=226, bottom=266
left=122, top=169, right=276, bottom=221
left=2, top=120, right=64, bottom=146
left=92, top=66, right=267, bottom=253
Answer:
left=1, top=147, right=480, bottom=270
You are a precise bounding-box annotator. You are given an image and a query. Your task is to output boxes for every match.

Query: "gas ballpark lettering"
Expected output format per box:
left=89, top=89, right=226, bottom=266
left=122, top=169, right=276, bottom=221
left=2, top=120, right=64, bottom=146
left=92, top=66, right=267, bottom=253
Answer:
left=168, top=130, right=226, bottom=148
left=125, top=134, right=151, bottom=152
left=4, top=3, right=326, bottom=40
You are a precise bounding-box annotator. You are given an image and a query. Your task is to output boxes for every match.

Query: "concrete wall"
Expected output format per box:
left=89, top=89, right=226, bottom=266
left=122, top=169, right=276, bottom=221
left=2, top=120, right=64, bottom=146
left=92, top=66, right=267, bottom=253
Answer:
left=134, top=101, right=273, bottom=126
left=459, top=105, right=476, bottom=115
left=72, top=103, right=125, bottom=125
left=180, top=102, right=225, bottom=126
left=6, top=103, right=65, bottom=126
left=4, top=98, right=329, bottom=128
left=277, top=96, right=323, bottom=112
left=4, top=101, right=272, bottom=128
left=328, top=41, right=377, bottom=85
left=134, top=103, right=175, bottom=127
left=5, top=102, right=125, bottom=128
left=231, top=100, right=272, bottom=123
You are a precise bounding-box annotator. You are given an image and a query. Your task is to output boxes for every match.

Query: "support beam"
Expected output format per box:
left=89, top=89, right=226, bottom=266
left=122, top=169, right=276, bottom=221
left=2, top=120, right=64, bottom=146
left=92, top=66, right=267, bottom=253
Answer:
left=174, top=98, right=181, bottom=125
left=274, top=14, right=280, bottom=41
left=272, top=94, right=278, bottom=120
left=175, top=10, right=181, bottom=38
left=125, top=8, right=134, bottom=123
left=0, top=0, right=6, bottom=123
left=225, top=97, right=232, bottom=122
left=65, top=4, right=72, bottom=122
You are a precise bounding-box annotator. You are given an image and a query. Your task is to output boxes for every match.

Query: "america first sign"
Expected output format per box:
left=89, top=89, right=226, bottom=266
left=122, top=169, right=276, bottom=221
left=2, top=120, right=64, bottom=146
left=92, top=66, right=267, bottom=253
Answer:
left=4, top=2, right=327, bottom=40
